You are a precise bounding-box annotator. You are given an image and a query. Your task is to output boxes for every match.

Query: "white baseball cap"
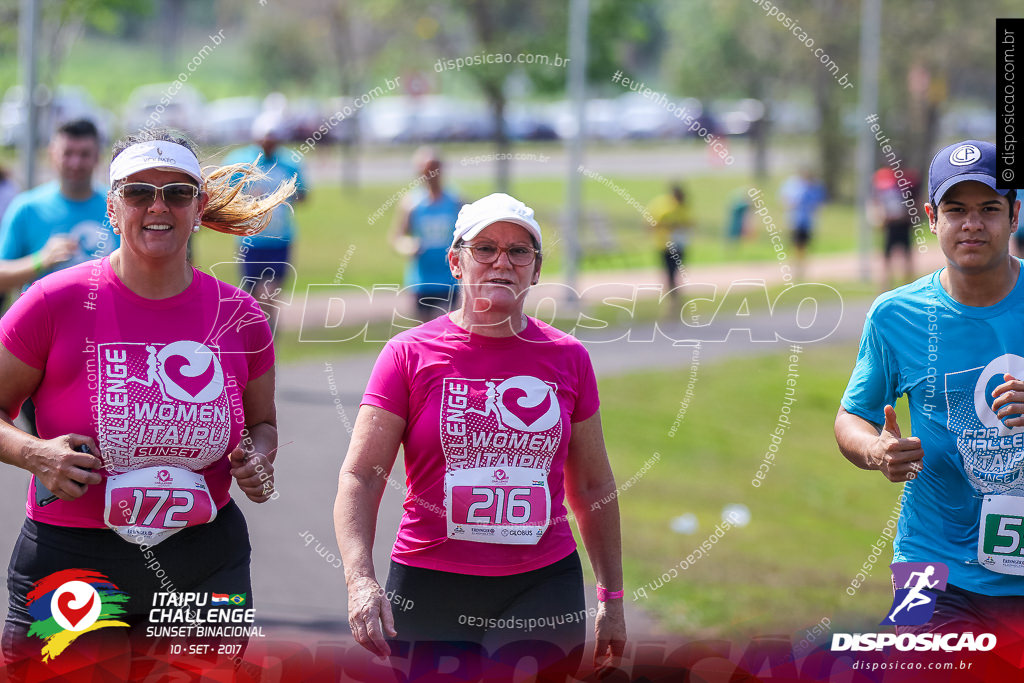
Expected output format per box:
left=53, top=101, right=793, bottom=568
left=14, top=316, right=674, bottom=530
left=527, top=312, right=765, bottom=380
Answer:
left=452, top=193, right=542, bottom=249
left=109, top=140, right=202, bottom=185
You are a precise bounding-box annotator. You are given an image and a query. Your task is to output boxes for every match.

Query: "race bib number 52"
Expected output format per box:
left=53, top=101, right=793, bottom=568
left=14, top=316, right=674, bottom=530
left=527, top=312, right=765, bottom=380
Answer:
left=978, top=494, right=1024, bottom=575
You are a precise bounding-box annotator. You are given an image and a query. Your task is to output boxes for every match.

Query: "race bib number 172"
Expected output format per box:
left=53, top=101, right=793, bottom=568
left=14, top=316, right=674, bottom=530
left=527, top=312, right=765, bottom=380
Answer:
left=105, top=466, right=216, bottom=546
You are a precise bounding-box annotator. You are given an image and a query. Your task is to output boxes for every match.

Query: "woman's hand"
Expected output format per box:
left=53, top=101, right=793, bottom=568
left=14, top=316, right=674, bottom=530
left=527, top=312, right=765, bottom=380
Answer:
left=229, top=447, right=275, bottom=502
left=27, top=434, right=102, bottom=501
left=347, top=575, right=397, bottom=657
left=594, top=599, right=626, bottom=670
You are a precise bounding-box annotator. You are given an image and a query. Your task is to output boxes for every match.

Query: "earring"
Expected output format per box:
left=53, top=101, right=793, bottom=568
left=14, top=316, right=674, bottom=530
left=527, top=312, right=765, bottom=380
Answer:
left=111, top=226, right=120, bottom=235
left=192, top=223, right=201, bottom=233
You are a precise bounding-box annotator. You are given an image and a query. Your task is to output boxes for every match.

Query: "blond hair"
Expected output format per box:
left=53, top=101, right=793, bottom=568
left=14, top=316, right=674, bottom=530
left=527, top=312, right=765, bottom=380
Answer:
left=200, top=159, right=296, bottom=236
left=110, top=129, right=296, bottom=237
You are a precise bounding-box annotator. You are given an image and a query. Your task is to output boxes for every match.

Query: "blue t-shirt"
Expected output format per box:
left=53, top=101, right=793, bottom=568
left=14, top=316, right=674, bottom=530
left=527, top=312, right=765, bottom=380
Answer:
left=404, top=188, right=462, bottom=292
left=842, top=265, right=1024, bottom=595
left=780, top=176, right=826, bottom=231
left=0, top=182, right=116, bottom=284
left=225, top=145, right=306, bottom=250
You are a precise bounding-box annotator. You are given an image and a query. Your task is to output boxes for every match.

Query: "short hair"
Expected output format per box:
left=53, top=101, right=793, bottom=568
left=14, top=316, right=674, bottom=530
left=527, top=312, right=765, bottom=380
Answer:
left=413, top=145, right=441, bottom=169
left=56, top=118, right=99, bottom=141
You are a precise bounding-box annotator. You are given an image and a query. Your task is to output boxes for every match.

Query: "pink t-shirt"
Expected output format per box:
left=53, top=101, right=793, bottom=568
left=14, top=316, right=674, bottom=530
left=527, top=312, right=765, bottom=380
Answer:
left=0, top=257, right=274, bottom=528
left=362, top=314, right=600, bottom=576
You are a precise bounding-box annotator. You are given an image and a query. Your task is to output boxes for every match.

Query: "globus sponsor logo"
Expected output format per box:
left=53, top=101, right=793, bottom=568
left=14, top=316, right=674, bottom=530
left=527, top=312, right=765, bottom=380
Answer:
left=831, top=632, right=996, bottom=652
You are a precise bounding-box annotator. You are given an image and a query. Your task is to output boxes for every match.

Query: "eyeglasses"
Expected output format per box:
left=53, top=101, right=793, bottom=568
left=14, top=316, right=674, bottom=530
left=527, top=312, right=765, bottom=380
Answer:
left=459, top=242, right=540, bottom=266
left=116, top=182, right=199, bottom=208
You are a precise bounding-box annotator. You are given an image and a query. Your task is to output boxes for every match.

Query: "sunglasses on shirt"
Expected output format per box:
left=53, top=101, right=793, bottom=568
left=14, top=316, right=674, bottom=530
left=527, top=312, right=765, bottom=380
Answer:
left=115, top=182, right=199, bottom=208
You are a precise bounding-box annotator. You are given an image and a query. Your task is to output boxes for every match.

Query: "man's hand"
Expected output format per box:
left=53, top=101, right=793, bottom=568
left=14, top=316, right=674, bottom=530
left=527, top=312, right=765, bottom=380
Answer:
left=871, top=405, right=925, bottom=482
left=992, top=373, right=1024, bottom=428
left=38, top=235, right=78, bottom=269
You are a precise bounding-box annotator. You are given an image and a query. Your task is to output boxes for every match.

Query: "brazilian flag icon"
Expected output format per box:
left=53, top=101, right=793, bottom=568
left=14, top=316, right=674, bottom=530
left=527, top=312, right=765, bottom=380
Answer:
left=229, top=594, right=246, bottom=606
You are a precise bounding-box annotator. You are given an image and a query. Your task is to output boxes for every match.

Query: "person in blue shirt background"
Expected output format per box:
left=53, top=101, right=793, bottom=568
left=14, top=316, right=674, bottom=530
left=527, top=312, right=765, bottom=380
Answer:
left=390, top=146, right=462, bottom=322
left=835, top=139, right=1024, bottom=634
left=225, top=113, right=307, bottom=334
left=0, top=118, right=114, bottom=295
left=780, top=167, right=826, bottom=280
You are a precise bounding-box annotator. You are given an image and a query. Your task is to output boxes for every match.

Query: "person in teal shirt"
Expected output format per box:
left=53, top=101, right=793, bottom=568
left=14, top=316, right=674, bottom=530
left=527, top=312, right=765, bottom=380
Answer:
left=0, top=119, right=116, bottom=293
left=224, top=113, right=307, bottom=334
left=390, top=147, right=462, bottom=322
left=836, top=140, right=1024, bottom=633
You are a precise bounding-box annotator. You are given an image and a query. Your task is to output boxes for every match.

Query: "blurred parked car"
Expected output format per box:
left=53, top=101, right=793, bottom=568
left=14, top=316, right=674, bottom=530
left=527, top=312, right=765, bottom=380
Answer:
left=200, top=96, right=261, bottom=145
left=122, top=83, right=204, bottom=136
left=0, top=85, right=114, bottom=146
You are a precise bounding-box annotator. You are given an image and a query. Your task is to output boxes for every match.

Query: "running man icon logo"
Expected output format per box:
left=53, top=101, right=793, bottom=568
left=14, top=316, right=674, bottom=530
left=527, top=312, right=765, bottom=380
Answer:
left=881, top=562, right=949, bottom=626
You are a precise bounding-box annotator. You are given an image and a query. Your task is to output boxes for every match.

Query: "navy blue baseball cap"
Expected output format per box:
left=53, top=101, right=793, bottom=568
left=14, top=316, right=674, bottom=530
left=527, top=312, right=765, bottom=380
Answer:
left=928, top=140, right=1011, bottom=206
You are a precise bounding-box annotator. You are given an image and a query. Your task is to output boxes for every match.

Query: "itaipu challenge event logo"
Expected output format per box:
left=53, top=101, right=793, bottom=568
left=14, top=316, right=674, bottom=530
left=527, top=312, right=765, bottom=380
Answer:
left=26, top=569, right=130, bottom=661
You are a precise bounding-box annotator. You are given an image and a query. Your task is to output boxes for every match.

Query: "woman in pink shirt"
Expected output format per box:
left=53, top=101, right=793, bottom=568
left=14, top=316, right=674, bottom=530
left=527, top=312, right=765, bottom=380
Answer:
left=0, top=130, right=292, bottom=675
left=335, top=193, right=626, bottom=674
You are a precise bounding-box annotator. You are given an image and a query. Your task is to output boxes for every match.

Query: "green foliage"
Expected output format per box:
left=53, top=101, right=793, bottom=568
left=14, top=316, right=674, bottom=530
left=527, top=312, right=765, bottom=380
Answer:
left=247, top=13, right=323, bottom=90
left=191, top=154, right=866, bottom=293
left=58, top=0, right=155, bottom=34
left=595, top=344, right=905, bottom=635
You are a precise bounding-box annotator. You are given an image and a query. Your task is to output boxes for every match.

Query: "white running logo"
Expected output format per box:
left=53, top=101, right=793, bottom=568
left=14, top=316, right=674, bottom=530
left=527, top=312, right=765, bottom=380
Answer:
left=888, top=565, right=939, bottom=622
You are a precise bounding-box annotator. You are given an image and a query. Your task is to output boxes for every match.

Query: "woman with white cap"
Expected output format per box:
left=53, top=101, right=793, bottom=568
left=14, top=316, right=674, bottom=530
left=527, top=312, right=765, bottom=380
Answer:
left=0, top=129, right=292, bottom=672
left=335, top=193, right=626, bottom=673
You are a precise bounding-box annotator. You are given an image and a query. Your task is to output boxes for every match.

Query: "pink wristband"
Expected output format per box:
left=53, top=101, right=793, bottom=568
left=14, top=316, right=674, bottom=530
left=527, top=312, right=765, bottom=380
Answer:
left=596, top=585, right=624, bottom=601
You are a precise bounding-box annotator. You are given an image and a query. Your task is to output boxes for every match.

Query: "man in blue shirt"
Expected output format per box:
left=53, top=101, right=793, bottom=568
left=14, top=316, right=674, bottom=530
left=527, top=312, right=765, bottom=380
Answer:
left=780, top=168, right=826, bottom=280
left=225, top=113, right=307, bottom=334
left=0, top=119, right=114, bottom=294
left=836, top=140, right=1024, bottom=633
left=391, top=147, right=462, bottom=322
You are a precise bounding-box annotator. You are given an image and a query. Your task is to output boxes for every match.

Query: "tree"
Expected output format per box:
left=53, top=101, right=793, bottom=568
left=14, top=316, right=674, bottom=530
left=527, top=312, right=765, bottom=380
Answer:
left=390, top=0, right=656, bottom=191
left=661, top=0, right=793, bottom=181
left=0, top=0, right=153, bottom=92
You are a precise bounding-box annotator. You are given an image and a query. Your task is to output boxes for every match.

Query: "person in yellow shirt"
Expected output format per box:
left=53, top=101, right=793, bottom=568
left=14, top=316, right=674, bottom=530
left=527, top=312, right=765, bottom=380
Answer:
left=647, top=183, right=693, bottom=313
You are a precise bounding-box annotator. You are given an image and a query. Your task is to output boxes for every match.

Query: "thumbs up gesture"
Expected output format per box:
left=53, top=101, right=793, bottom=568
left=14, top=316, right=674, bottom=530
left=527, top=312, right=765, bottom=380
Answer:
left=873, top=405, right=925, bottom=483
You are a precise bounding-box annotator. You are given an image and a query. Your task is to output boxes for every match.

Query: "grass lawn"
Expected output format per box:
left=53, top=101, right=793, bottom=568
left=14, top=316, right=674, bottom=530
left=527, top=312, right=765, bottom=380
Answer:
left=590, top=342, right=910, bottom=639
left=270, top=278, right=879, bottom=365
left=190, top=166, right=867, bottom=294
